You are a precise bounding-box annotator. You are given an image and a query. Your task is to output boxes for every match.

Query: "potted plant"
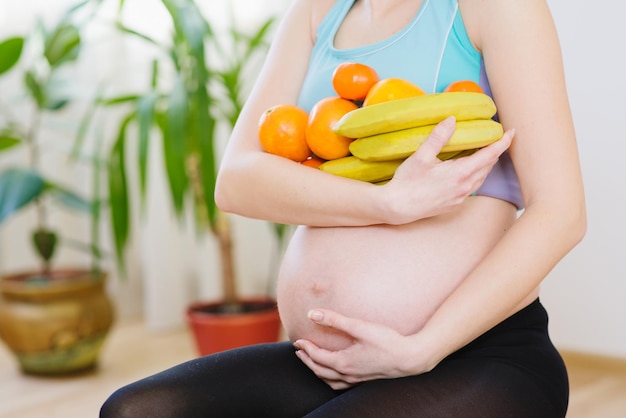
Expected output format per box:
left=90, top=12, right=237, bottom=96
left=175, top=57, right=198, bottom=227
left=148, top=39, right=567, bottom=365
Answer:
left=0, top=0, right=116, bottom=374
left=109, top=0, right=282, bottom=355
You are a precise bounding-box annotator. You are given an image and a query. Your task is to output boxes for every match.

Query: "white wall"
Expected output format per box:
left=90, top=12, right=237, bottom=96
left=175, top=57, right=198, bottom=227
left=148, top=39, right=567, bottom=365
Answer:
left=1, top=0, right=624, bottom=357
left=540, top=0, right=626, bottom=358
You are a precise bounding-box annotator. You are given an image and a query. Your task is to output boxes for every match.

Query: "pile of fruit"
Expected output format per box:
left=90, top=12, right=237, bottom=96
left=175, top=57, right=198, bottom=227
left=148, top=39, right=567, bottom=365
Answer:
left=258, top=62, right=503, bottom=183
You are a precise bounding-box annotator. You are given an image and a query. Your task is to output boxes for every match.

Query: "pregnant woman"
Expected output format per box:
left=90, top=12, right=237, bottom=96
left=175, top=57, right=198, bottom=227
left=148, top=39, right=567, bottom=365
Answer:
left=101, top=0, right=585, bottom=416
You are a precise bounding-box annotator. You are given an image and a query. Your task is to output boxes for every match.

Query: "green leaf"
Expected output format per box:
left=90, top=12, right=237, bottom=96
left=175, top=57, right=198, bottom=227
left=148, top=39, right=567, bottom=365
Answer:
left=150, top=58, right=158, bottom=88
left=193, top=87, right=217, bottom=226
left=108, top=114, right=132, bottom=270
left=62, top=237, right=110, bottom=260
left=271, top=222, right=287, bottom=242
left=44, top=98, right=70, bottom=111
left=136, top=91, right=158, bottom=202
left=44, top=23, right=81, bottom=67
left=71, top=85, right=106, bottom=159
left=163, top=0, right=211, bottom=53
left=246, top=17, right=275, bottom=55
left=216, top=69, right=243, bottom=128
left=99, top=94, right=142, bottom=106
left=41, top=72, right=75, bottom=111
left=0, top=136, right=21, bottom=153
left=45, top=183, right=92, bottom=213
left=162, top=75, right=189, bottom=215
left=62, top=237, right=108, bottom=258
left=32, top=229, right=58, bottom=262
left=24, top=70, right=71, bottom=111
left=0, top=168, right=46, bottom=223
left=64, top=0, right=101, bottom=18
left=114, top=22, right=157, bottom=45
left=0, top=37, right=24, bottom=75
left=24, top=70, right=46, bottom=109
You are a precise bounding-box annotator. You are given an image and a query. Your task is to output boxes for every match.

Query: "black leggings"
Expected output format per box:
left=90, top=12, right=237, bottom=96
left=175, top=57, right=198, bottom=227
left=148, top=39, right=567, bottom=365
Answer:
left=100, top=299, right=568, bottom=417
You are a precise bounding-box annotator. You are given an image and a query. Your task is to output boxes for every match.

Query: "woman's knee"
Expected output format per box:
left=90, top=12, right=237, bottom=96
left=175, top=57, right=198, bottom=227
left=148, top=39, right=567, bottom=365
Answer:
left=99, top=380, right=179, bottom=418
left=99, top=385, right=137, bottom=418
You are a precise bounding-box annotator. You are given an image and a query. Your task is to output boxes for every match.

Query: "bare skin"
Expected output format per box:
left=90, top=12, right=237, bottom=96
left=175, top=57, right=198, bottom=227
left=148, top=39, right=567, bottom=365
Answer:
left=215, top=0, right=585, bottom=390
left=278, top=194, right=520, bottom=352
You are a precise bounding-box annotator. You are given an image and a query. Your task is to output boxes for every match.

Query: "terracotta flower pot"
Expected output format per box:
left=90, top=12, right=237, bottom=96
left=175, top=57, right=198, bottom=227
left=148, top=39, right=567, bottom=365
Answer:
left=186, top=298, right=282, bottom=356
left=0, top=269, right=114, bottom=375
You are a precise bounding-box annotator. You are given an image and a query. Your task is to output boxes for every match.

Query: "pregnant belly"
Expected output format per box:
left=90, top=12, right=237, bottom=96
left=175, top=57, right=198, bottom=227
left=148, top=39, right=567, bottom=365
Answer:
left=276, top=197, right=516, bottom=351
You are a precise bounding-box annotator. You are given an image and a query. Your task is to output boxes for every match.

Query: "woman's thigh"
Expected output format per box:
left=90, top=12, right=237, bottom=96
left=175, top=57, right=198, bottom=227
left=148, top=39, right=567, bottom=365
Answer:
left=305, top=356, right=564, bottom=418
left=99, top=341, right=337, bottom=418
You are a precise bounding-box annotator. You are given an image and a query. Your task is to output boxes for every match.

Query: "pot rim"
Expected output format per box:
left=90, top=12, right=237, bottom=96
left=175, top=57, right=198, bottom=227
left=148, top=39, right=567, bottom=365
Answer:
left=186, top=297, right=279, bottom=322
left=0, top=268, right=107, bottom=301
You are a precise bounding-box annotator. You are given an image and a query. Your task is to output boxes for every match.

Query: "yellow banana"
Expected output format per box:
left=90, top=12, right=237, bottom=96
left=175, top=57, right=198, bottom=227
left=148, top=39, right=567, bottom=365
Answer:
left=332, top=92, right=497, bottom=138
left=349, top=119, right=503, bottom=162
left=319, top=156, right=403, bottom=183
left=318, top=149, right=478, bottom=183
left=436, top=150, right=464, bottom=160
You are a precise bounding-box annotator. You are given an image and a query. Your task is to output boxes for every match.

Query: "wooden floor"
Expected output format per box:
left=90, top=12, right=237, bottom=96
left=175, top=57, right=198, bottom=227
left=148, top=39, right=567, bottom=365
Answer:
left=1, top=319, right=625, bottom=418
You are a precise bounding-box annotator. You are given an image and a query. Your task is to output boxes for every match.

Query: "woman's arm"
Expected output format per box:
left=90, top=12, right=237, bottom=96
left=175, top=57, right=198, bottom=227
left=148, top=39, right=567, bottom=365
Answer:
left=412, top=0, right=586, bottom=368
left=216, top=0, right=384, bottom=227
left=215, top=0, right=513, bottom=228
left=292, top=0, right=586, bottom=389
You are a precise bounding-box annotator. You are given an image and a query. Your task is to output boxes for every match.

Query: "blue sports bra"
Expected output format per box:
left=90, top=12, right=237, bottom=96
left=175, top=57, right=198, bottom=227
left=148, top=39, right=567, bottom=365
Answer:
left=297, top=0, right=523, bottom=209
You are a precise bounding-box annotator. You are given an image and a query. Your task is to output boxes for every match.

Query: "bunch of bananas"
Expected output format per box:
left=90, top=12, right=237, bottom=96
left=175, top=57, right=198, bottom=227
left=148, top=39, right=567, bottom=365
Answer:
left=318, top=91, right=503, bottom=183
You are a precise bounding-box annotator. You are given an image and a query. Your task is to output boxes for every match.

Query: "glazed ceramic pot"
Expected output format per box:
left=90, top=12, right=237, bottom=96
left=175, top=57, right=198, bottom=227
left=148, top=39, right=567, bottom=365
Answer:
left=0, top=269, right=114, bottom=374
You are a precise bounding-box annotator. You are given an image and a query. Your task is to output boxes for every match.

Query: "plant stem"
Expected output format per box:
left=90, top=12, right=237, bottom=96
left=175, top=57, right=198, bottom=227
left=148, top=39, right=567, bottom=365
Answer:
left=187, top=154, right=208, bottom=229
left=27, top=105, right=51, bottom=275
left=26, top=106, right=44, bottom=222
left=91, top=129, right=103, bottom=276
left=0, top=97, right=20, bottom=125
left=216, top=211, right=238, bottom=307
left=188, top=154, right=239, bottom=307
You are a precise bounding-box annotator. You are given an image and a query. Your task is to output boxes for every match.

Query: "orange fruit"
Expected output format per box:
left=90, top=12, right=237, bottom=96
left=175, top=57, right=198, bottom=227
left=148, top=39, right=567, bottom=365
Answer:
left=444, top=80, right=484, bottom=93
left=258, top=104, right=311, bottom=162
left=362, top=77, right=426, bottom=106
left=301, top=156, right=325, bottom=168
left=332, top=62, right=380, bottom=101
left=305, top=97, right=359, bottom=160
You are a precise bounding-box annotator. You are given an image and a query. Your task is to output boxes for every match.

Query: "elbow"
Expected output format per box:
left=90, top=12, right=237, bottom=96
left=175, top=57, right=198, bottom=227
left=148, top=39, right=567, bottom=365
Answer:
left=214, top=169, right=237, bottom=214
left=526, top=191, right=587, bottom=250
left=559, top=195, right=587, bottom=249
left=215, top=152, right=265, bottom=216
left=567, top=183, right=588, bottom=245
left=571, top=199, right=587, bottom=246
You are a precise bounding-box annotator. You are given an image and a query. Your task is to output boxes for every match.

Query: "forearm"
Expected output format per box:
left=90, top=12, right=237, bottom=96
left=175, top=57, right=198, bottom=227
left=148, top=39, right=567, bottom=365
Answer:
left=216, top=151, right=387, bottom=227
left=409, top=199, right=586, bottom=370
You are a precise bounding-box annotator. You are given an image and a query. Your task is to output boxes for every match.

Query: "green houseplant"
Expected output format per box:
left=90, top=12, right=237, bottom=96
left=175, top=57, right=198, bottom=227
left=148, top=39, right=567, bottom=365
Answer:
left=0, top=0, right=115, bottom=374
left=109, top=0, right=282, bottom=354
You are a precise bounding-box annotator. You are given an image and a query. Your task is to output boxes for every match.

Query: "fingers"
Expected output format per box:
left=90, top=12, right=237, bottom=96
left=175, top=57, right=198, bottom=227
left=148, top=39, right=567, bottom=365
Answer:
left=294, top=348, right=338, bottom=377
left=293, top=341, right=359, bottom=389
left=413, top=116, right=457, bottom=160
left=293, top=341, right=333, bottom=374
left=446, top=128, right=514, bottom=196
left=482, top=128, right=515, bottom=158
left=459, top=128, right=515, bottom=169
left=307, top=309, right=364, bottom=337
